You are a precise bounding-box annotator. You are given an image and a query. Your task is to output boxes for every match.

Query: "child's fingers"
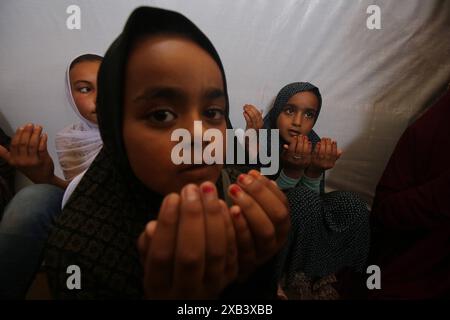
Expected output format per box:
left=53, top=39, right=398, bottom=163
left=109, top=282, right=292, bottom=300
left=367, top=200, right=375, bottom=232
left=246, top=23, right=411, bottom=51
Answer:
left=332, top=140, right=337, bottom=158
left=313, top=141, right=321, bottom=155
left=288, top=135, right=298, bottom=154
left=257, top=110, right=264, bottom=128
left=325, top=138, right=332, bottom=157
left=146, top=193, right=180, bottom=292
left=221, top=200, right=238, bottom=282
left=306, top=140, right=312, bottom=154
left=28, top=125, right=42, bottom=159
left=10, top=126, right=25, bottom=159
left=319, top=139, right=327, bottom=159
left=10, top=127, right=22, bottom=158
left=19, top=124, right=33, bottom=156
left=243, top=112, right=251, bottom=128
left=337, top=149, right=343, bottom=159
left=244, top=104, right=257, bottom=113
left=294, top=135, right=303, bottom=155
left=248, top=170, right=288, bottom=208
left=0, top=145, right=11, bottom=162
left=138, top=220, right=157, bottom=264
left=199, top=182, right=227, bottom=290
left=245, top=111, right=255, bottom=129
left=138, top=221, right=157, bottom=255
left=248, top=107, right=263, bottom=129
left=238, top=172, right=290, bottom=240
left=38, top=133, right=48, bottom=154
left=229, top=204, right=256, bottom=281
left=229, top=203, right=255, bottom=269
left=228, top=183, right=276, bottom=253
left=236, top=173, right=289, bottom=243
left=302, top=135, right=310, bottom=154
left=249, top=111, right=260, bottom=128
left=174, top=184, right=205, bottom=294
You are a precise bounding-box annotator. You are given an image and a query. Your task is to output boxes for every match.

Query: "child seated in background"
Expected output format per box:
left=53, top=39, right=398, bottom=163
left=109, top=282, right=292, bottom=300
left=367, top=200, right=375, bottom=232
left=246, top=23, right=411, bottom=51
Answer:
left=243, top=82, right=370, bottom=299
left=0, top=54, right=103, bottom=299
left=0, top=54, right=102, bottom=189
left=243, top=82, right=341, bottom=193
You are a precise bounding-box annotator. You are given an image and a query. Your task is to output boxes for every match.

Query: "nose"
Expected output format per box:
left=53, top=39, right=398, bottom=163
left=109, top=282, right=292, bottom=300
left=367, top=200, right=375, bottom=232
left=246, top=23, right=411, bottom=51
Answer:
left=184, top=110, right=209, bottom=149
left=292, top=112, right=302, bottom=127
left=185, top=110, right=203, bottom=134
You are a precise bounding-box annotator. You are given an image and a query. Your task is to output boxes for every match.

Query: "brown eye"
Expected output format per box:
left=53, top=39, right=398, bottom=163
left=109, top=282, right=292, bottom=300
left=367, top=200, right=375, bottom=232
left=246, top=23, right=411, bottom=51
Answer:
left=204, top=107, right=225, bottom=120
left=79, top=87, right=92, bottom=94
left=283, top=106, right=294, bottom=115
left=305, top=111, right=316, bottom=119
left=147, top=109, right=177, bottom=123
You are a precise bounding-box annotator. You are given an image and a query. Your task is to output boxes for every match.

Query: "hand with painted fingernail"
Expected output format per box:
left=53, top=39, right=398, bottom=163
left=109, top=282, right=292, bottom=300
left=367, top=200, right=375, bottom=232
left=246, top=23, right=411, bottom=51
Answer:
left=306, top=137, right=343, bottom=178
left=0, top=123, right=64, bottom=187
left=138, top=183, right=237, bottom=299
left=228, top=170, right=290, bottom=280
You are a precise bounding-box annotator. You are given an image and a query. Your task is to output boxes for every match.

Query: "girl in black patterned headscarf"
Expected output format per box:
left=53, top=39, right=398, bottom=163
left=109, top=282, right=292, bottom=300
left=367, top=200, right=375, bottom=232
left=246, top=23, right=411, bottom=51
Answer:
left=244, top=83, right=370, bottom=298
left=45, top=6, right=290, bottom=299
left=262, top=82, right=329, bottom=193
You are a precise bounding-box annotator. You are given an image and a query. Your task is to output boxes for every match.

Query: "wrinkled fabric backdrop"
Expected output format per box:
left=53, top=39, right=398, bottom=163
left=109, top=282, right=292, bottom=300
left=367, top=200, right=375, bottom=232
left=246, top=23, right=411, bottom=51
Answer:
left=1, top=0, right=449, bottom=205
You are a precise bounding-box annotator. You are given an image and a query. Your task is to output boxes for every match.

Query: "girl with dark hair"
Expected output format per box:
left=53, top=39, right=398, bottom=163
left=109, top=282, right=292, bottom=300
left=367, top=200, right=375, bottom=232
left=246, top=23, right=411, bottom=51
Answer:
left=45, top=7, right=290, bottom=299
left=243, top=83, right=370, bottom=299
left=244, top=82, right=341, bottom=193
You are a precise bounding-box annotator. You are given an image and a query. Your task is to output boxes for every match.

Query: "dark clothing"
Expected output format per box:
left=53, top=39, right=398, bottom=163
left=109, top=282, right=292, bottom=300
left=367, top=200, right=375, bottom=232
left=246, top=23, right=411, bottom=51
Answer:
left=0, top=128, right=14, bottom=216
left=278, top=187, right=370, bottom=282
left=370, top=90, right=450, bottom=299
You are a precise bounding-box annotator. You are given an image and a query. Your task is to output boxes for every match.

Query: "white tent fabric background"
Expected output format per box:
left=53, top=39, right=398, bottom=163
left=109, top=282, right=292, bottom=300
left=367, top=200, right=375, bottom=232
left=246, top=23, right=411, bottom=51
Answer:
left=0, top=0, right=449, bottom=205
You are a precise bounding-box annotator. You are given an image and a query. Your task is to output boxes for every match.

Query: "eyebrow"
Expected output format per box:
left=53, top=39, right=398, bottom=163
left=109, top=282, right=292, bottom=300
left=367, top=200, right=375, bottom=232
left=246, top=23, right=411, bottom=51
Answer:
left=134, top=87, right=184, bottom=103
left=133, top=86, right=225, bottom=103
left=204, top=88, right=226, bottom=100
left=285, top=104, right=317, bottom=113
left=73, top=80, right=93, bottom=86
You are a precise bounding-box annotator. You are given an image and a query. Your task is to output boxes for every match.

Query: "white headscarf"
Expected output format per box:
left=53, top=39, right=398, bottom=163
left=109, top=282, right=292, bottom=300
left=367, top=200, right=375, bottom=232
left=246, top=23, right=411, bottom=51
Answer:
left=55, top=56, right=103, bottom=181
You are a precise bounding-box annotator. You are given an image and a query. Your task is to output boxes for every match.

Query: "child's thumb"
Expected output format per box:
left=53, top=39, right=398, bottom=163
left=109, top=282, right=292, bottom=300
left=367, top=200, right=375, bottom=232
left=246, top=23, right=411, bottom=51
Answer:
left=337, top=149, right=343, bottom=159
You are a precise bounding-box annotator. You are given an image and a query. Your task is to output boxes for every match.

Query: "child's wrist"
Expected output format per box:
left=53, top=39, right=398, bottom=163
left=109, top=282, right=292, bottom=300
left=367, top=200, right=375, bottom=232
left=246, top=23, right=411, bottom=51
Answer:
left=305, top=167, right=322, bottom=179
left=283, top=167, right=303, bottom=179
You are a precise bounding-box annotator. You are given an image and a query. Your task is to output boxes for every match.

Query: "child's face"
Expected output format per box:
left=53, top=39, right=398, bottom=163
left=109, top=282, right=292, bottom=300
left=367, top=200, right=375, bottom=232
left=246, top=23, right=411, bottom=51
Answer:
left=69, top=61, right=101, bottom=124
left=122, top=35, right=227, bottom=195
left=276, top=91, right=319, bottom=143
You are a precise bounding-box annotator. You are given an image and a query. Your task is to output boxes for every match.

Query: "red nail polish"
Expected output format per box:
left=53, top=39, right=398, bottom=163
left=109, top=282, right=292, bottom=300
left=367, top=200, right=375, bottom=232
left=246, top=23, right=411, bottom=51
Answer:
left=230, top=185, right=241, bottom=197
left=201, top=185, right=214, bottom=194
left=239, top=174, right=254, bottom=185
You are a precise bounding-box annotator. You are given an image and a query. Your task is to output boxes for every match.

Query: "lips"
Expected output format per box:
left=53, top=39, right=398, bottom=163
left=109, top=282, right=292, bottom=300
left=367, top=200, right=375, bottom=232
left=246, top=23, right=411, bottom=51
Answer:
left=178, top=163, right=217, bottom=182
left=179, top=163, right=210, bottom=172
left=288, top=129, right=301, bottom=136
